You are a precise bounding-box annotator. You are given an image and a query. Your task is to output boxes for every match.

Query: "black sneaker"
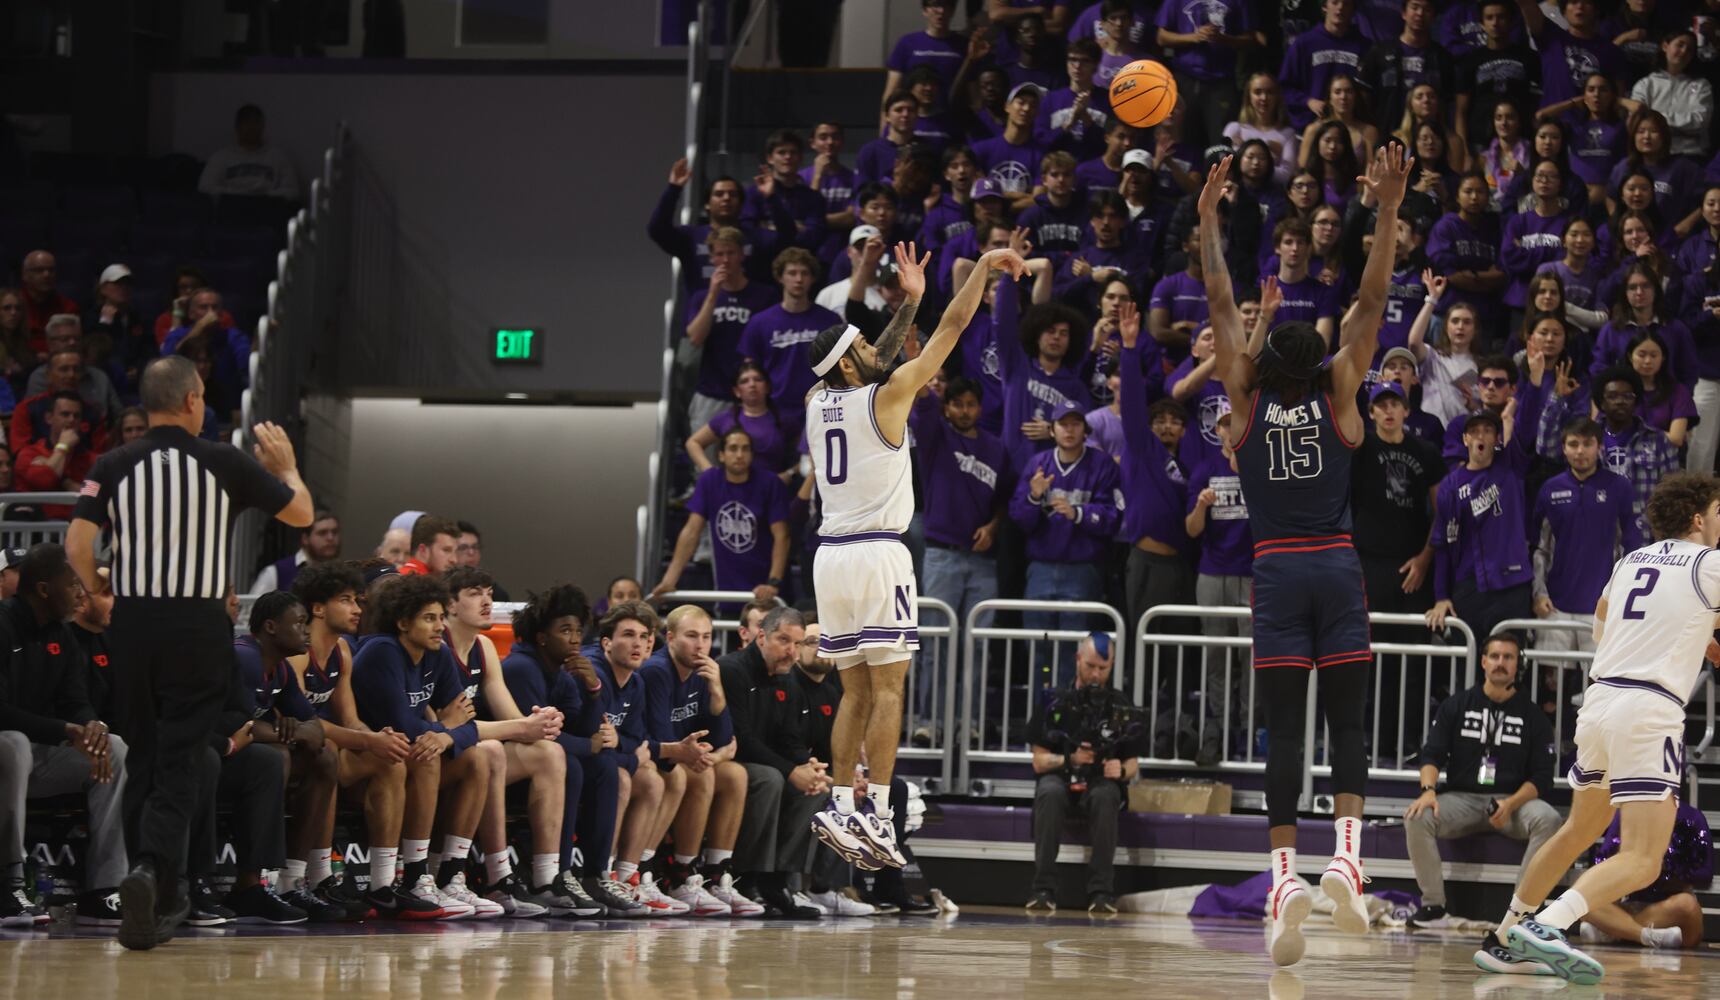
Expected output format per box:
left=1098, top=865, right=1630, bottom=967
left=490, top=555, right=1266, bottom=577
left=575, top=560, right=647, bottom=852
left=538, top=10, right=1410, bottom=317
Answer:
left=580, top=875, right=644, bottom=917
left=282, top=885, right=351, bottom=922
left=315, top=873, right=373, bottom=920
left=758, top=884, right=822, bottom=919
left=75, top=889, right=124, bottom=927
left=538, top=872, right=605, bottom=917
left=226, top=883, right=308, bottom=924
left=1088, top=893, right=1118, bottom=915
left=116, top=863, right=158, bottom=951
left=0, top=885, right=47, bottom=927
left=1025, top=889, right=1056, bottom=913
left=365, top=879, right=446, bottom=921
left=1408, top=903, right=1456, bottom=929
left=872, top=887, right=939, bottom=916
left=186, top=879, right=236, bottom=927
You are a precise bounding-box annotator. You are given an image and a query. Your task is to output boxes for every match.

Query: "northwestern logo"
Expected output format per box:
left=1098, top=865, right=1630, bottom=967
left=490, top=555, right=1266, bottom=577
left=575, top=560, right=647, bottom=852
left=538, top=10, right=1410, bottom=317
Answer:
left=989, top=161, right=1033, bottom=194
left=894, top=585, right=913, bottom=621
left=953, top=451, right=999, bottom=489
left=714, top=500, right=759, bottom=554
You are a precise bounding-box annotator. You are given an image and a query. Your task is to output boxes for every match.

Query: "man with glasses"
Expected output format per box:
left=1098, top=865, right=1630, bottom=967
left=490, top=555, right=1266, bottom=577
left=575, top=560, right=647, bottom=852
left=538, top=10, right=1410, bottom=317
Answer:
left=19, top=251, right=79, bottom=349
left=1441, top=355, right=1516, bottom=467
left=453, top=521, right=508, bottom=600
left=1035, top=40, right=1109, bottom=162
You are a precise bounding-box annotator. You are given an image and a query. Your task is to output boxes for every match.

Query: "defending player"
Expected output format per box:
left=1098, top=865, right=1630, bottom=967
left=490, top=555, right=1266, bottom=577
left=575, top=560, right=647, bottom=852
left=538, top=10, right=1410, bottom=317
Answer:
left=1197, top=143, right=1415, bottom=965
left=1478, top=472, right=1720, bottom=985
left=805, top=240, right=1027, bottom=866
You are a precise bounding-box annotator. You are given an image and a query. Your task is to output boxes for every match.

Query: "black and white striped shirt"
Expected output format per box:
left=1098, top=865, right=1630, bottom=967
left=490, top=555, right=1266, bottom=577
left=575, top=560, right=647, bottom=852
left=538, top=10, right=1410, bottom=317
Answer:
left=72, top=426, right=294, bottom=599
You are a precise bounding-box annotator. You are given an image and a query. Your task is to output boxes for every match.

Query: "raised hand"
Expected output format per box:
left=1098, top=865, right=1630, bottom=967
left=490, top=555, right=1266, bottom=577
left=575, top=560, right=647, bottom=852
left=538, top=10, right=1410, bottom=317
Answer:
left=1029, top=466, right=1054, bottom=500
left=1196, top=155, right=1233, bottom=219
left=893, top=242, right=930, bottom=300
left=983, top=247, right=1029, bottom=281
left=1259, top=274, right=1283, bottom=315
left=1007, top=225, right=1035, bottom=258
left=1420, top=266, right=1447, bottom=302
left=668, top=157, right=692, bottom=187
left=1117, top=300, right=1141, bottom=349
left=754, top=165, right=776, bottom=198
left=1359, top=142, right=1414, bottom=211
left=252, top=422, right=299, bottom=478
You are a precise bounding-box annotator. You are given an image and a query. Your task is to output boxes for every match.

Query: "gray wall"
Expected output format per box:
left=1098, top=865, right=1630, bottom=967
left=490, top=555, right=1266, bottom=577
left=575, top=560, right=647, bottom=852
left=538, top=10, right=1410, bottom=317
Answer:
left=304, top=395, right=656, bottom=597
left=150, top=68, right=687, bottom=400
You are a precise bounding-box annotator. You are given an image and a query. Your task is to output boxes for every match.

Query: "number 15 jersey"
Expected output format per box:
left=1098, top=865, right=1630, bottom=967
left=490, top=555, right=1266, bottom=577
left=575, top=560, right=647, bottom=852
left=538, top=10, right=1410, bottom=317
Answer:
left=1589, top=538, right=1720, bottom=703
left=808, top=383, right=914, bottom=537
left=1231, top=387, right=1359, bottom=545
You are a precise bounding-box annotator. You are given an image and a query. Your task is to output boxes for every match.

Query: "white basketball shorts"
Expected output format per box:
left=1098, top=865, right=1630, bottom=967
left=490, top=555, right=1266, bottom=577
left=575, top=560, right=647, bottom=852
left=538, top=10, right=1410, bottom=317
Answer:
left=813, top=532, right=919, bottom=669
left=1568, top=678, right=1686, bottom=805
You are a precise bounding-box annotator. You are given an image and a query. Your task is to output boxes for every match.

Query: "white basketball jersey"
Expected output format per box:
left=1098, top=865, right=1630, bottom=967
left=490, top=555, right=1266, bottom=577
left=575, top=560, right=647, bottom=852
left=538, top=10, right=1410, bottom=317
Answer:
left=806, top=383, right=913, bottom=537
left=1588, top=538, right=1720, bottom=703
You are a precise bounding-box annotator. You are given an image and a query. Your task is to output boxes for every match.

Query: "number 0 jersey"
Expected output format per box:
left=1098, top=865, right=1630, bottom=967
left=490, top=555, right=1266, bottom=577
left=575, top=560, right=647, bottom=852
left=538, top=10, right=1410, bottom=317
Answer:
left=1232, top=387, right=1359, bottom=546
left=1588, top=539, right=1720, bottom=704
left=807, top=383, right=914, bottom=537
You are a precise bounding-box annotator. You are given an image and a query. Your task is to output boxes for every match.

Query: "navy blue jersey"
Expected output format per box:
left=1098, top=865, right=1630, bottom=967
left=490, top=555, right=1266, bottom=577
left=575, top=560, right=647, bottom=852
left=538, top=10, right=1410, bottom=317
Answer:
left=446, top=629, right=488, bottom=708
left=233, top=635, right=315, bottom=723
left=593, top=654, right=657, bottom=762
left=298, top=640, right=345, bottom=721
left=639, top=651, right=734, bottom=752
left=350, top=636, right=478, bottom=755
left=1232, top=387, right=1360, bottom=550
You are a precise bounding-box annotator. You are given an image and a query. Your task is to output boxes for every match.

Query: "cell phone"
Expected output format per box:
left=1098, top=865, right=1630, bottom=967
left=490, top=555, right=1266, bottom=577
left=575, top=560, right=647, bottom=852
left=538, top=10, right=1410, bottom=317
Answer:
left=1486, top=798, right=1499, bottom=816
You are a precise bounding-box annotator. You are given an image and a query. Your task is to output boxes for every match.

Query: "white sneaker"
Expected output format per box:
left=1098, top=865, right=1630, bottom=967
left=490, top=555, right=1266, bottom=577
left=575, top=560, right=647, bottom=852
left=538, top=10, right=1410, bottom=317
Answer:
left=707, top=872, right=764, bottom=917
left=408, top=873, right=472, bottom=920
left=851, top=805, right=907, bottom=868
left=808, top=888, right=876, bottom=917
left=1268, top=880, right=1311, bottom=967
left=793, top=891, right=829, bottom=916
left=631, top=873, right=690, bottom=916
left=811, top=804, right=881, bottom=870
left=1319, top=856, right=1371, bottom=935
left=1640, top=925, right=1682, bottom=949
left=667, top=874, right=730, bottom=917
left=441, top=871, right=504, bottom=919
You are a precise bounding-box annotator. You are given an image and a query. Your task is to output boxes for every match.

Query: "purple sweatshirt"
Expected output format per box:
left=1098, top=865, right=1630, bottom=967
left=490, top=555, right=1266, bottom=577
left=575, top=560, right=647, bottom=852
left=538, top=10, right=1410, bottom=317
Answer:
left=1590, top=319, right=1697, bottom=388
left=1379, top=263, right=1429, bottom=359
left=1009, top=444, right=1122, bottom=563
left=1532, top=467, right=1641, bottom=613
left=1016, top=194, right=1090, bottom=266
left=910, top=393, right=1010, bottom=550
left=1034, top=87, right=1108, bottom=162
left=1531, top=22, right=1625, bottom=107
left=1564, top=113, right=1627, bottom=186
left=1117, top=341, right=1191, bottom=551
left=1606, top=156, right=1701, bottom=221
left=919, top=193, right=973, bottom=254
left=1279, top=23, right=1368, bottom=128
left=1500, top=208, right=1575, bottom=308
left=973, top=134, right=1048, bottom=197
left=707, top=408, right=793, bottom=475
left=1186, top=454, right=1253, bottom=577
left=686, top=466, right=789, bottom=593
left=685, top=281, right=780, bottom=398
left=1426, top=210, right=1503, bottom=316
left=994, top=280, right=1095, bottom=469
left=1157, top=0, right=1254, bottom=81
left=1432, top=449, right=1533, bottom=600
left=737, top=301, right=844, bottom=422
left=955, top=309, right=1005, bottom=434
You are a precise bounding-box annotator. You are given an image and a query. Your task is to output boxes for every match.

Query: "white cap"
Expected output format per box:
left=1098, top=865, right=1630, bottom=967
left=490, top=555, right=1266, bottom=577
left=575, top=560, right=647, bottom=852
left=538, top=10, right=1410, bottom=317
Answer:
left=1121, top=149, right=1153, bottom=171
left=99, top=264, right=132, bottom=284
left=849, top=224, right=882, bottom=246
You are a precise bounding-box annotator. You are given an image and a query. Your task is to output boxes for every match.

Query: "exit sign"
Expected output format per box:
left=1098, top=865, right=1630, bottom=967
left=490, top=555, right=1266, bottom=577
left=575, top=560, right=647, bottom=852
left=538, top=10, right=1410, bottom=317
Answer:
left=492, top=328, right=543, bottom=365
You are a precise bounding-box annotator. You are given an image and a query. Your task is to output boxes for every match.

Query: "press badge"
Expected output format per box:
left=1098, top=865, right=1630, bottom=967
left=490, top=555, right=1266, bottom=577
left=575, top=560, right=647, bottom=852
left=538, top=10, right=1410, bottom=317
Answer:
left=1478, top=753, right=1497, bottom=787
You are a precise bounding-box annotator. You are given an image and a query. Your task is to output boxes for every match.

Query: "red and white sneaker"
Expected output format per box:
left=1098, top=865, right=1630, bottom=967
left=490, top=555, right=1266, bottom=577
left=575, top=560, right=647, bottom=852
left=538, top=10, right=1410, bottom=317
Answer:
left=628, top=872, right=689, bottom=916
left=707, top=871, right=765, bottom=917
left=1268, top=879, right=1311, bottom=967
left=667, top=874, right=730, bottom=917
left=441, top=871, right=505, bottom=920
left=1320, top=855, right=1371, bottom=935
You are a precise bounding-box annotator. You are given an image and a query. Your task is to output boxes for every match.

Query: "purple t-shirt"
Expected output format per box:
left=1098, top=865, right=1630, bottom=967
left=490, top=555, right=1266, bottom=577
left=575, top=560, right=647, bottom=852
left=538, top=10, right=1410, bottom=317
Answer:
left=909, top=394, right=1011, bottom=550
left=1279, top=24, right=1368, bottom=128
left=1534, top=259, right=1601, bottom=311
left=1639, top=382, right=1699, bottom=436
left=737, top=302, right=844, bottom=420
left=1149, top=271, right=1210, bottom=332
left=686, top=466, right=790, bottom=593
left=685, top=282, right=781, bottom=398
left=1531, top=467, right=1641, bottom=612
left=1068, top=2, right=1153, bottom=47
left=1168, top=355, right=1230, bottom=470
left=798, top=161, right=855, bottom=214
left=707, top=408, right=793, bottom=475
left=972, top=134, right=1047, bottom=196
left=1272, top=274, right=1340, bottom=328
left=1186, top=454, right=1253, bottom=577
left=1530, top=22, right=1624, bottom=108
left=856, top=136, right=907, bottom=187
left=887, top=30, right=968, bottom=91
left=1074, top=156, right=1120, bottom=193
left=1156, top=0, right=1254, bottom=81
left=1563, top=113, right=1627, bottom=187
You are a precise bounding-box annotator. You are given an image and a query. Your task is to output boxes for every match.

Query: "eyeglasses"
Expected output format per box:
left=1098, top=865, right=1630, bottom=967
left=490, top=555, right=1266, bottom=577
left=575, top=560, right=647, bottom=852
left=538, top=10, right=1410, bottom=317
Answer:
left=1477, top=376, right=1509, bottom=388
left=795, top=638, right=820, bottom=648
left=1602, top=390, right=1637, bottom=401
left=1290, top=180, right=1317, bottom=190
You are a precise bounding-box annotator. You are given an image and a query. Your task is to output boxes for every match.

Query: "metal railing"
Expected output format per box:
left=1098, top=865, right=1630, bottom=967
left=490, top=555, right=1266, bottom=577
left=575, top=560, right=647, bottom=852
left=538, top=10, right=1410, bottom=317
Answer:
left=0, top=494, right=78, bottom=550
left=653, top=589, right=784, bottom=657
left=903, top=596, right=957, bottom=792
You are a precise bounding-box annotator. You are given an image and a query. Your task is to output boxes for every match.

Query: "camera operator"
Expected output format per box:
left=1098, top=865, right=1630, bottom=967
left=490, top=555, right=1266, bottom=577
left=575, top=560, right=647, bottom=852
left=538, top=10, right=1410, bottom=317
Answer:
left=1023, top=632, right=1144, bottom=915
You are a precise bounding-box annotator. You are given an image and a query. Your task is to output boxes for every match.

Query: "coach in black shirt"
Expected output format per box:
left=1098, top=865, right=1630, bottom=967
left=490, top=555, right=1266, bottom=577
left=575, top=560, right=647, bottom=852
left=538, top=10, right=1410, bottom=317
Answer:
left=65, top=355, right=313, bottom=950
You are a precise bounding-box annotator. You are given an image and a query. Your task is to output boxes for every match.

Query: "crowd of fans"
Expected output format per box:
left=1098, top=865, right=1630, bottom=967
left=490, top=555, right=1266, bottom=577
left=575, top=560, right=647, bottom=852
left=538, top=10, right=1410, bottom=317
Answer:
left=650, top=0, right=1720, bottom=755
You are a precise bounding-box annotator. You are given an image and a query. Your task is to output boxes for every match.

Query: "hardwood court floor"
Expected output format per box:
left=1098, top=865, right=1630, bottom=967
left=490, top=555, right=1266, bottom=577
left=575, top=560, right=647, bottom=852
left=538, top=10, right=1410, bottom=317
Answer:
left=0, top=907, right=1714, bottom=998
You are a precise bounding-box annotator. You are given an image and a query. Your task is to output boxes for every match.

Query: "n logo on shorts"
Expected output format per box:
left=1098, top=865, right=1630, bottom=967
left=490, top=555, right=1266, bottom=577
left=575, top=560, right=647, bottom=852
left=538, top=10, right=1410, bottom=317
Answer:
left=894, top=586, right=912, bottom=622
left=1664, top=737, right=1685, bottom=776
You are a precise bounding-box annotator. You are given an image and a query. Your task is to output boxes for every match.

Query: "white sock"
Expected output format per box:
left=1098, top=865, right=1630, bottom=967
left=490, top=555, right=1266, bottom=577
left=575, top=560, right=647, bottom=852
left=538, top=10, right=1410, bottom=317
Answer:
left=444, top=835, right=473, bottom=865
left=401, top=838, right=429, bottom=864
left=674, top=854, right=698, bottom=867
left=307, top=848, right=333, bottom=888
left=1332, top=817, right=1361, bottom=861
left=640, top=848, right=655, bottom=865
left=1536, top=889, right=1589, bottom=931
left=703, top=849, right=733, bottom=867
left=282, top=859, right=307, bottom=891
left=531, top=854, right=558, bottom=888
left=866, top=783, right=892, bottom=818
left=832, top=786, right=856, bottom=815
left=615, top=861, right=639, bottom=882
left=370, top=847, right=399, bottom=888
left=1641, top=925, right=1682, bottom=949
left=1493, top=894, right=1535, bottom=943
left=484, top=851, right=512, bottom=885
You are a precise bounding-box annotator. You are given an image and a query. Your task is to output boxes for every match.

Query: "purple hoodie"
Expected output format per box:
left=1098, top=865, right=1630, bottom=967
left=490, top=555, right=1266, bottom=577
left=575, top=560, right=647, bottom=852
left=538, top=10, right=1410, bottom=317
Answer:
left=1117, top=341, right=1191, bottom=551
left=994, top=280, right=1095, bottom=470
left=1009, top=445, right=1123, bottom=564
left=1017, top=193, right=1090, bottom=267
left=1590, top=319, right=1697, bottom=388
left=1500, top=208, right=1575, bottom=308
left=910, top=393, right=1011, bottom=550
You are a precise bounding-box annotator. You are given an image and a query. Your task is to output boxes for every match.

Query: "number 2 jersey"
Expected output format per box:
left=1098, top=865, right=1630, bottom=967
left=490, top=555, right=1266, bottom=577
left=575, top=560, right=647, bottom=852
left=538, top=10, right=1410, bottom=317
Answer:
left=807, top=382, right=913, bottom=537
left=1589, top=538, right=1720, bottom=704
left=1232, top=386, right=1358, bottom=547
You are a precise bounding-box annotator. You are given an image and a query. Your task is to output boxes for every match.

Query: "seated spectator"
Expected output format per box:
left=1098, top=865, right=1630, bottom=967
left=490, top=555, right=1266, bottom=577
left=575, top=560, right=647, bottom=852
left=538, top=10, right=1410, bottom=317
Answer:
left=15, top=392, right=97, bottom=511
left=655, top=428, right=790, bottom=603
left=1538, top=366, right=1676, bottom=532
left=742, top=128, right=826, bottom=251
left=1530, top=418, right=1640, bottom=665
left=650, top=159, right=790, bottom=291
left=452, top=521, right=508, bottom=600
left=197, top=104, right=301, bottom=201
left=23, top=315, right=121, bottom=433
left=0, top=543, right=128, bottom=927
left=1279, top=0, right=1369, bottom=129
left=1425, top=173, right=1507, bottom=336
left=1618, top=29, right=1711, bottom=159
left=88, top=264, right=152, bottom=393
left=683, top=227, right=779, bottom=441
left=1592, top=261, right=1695, bottom=387
left=1577, top=801, right=1710, bottom=950
left=375, top=527, right=409, bottom=567
left=1023, top=633, right=1143, bottom=914
left=1010, top=401, right=1123, bottom=637
left=396, top=515, right=458, bottom=577
left=1427, top=409, right=1533, bottom=641
left=738, top=248, right=842, bottom=435
left=1625, top=331, right=1696, bottom=447
left=161, top=288, right=251, bottom=417
left=18, top=252, right=78, bottom=351
left=1403, top=633, right=1559, bottom=927
left=686, top=362, right=794, bottom=478
left=250, top=508, right=340, bottom=593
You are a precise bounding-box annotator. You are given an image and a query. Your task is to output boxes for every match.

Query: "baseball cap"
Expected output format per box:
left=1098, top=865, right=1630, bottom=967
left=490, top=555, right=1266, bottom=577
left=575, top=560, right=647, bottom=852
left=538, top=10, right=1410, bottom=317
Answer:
left=1463, top=410, right=1503, bottom=434
left=363, top=562, right=400, bottom=586
left=389, top=510, right=426, bottom=533
left=1008, top=82, right=1046, bottom=103
left=1367, top=382, right=1405, bottom=406
left=970, top=177, right=1004, bottom=201
left=1379, top=347, right=1417, bottom=371
left=99, top=264, right=132, bottom=285
left=0, top=549, right=25, bottom=571
left=849, top=224, right=882, bottom=247
left=1049, top=400, right=1087, bottom=425
left=1121, top=149, right=1153, bottom=172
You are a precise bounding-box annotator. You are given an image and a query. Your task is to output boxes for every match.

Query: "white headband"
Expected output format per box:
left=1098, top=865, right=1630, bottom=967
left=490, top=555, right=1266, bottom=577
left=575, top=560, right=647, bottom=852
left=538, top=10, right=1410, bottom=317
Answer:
left=811, top=325, right=862, bottom=378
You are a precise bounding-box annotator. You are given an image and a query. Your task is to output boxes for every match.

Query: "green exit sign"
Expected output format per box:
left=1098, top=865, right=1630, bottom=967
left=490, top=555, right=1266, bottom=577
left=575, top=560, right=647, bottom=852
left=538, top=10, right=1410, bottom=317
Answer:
left=492, top=328, right=543, bottom=365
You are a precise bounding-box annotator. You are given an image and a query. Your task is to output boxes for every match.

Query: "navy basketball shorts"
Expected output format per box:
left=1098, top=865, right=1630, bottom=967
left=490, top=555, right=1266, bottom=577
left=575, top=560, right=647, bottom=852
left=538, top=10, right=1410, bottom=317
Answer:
left=1251, top=538, right=1372, bottom=670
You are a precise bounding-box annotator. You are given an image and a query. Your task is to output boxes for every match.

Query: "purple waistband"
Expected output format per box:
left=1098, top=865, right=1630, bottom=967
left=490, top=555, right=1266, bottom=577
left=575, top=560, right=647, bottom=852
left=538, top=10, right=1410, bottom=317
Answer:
left=1592, top=676, right=1683, bottom=708
left=819, top=531, right=903, bottom=545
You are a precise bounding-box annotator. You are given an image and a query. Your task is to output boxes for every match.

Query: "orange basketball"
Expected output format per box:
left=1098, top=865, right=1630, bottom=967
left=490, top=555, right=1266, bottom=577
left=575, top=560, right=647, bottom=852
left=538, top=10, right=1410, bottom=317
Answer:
left=1109, top=59, right=1178, bottom=129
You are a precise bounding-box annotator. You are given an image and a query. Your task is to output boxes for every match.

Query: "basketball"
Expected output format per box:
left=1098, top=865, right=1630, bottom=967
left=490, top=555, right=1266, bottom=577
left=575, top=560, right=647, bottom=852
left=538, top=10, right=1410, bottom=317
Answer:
left=1109, top=59, right=1177, bottom=129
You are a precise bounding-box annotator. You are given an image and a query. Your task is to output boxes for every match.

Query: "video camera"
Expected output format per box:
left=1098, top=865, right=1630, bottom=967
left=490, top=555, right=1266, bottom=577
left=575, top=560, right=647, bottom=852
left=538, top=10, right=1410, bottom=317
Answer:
left=1043, top=677, right=1145, bottom=793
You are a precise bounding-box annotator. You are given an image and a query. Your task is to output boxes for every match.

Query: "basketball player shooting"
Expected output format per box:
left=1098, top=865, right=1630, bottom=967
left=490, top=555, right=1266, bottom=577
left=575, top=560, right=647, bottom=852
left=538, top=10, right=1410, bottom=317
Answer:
left=1198, top=142, right=1414, bottom=965
left=805, top=241, right=1028, bottom=868
left=1475, top=472, right=1720, bottom=985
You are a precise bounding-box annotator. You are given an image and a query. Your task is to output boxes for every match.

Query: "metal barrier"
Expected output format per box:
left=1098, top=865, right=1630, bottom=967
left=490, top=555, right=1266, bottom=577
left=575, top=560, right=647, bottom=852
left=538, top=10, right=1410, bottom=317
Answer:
left=902, top=596, right=957, bottom=792
left=653, top=590, right=784, bottom=657
left=957, top=599, right=1128, bottom=792
left=0, top=494, right=78, bottom=550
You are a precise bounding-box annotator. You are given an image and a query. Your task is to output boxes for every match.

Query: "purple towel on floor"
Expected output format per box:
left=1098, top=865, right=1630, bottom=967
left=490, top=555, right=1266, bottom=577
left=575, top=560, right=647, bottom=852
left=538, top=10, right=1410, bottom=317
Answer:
left=1188, top=873, right=1422, bottom=921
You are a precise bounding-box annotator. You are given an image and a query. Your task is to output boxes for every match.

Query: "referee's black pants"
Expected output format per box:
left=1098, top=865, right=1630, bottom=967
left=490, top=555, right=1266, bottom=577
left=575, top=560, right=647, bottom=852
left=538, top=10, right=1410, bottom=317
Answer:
left=111, top=597, right=235, bottom=909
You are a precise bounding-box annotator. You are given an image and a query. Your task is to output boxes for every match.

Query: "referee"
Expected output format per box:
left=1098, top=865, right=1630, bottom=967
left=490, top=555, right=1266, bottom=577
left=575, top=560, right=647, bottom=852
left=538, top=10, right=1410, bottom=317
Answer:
left=65, top=355, right=313, bottom=950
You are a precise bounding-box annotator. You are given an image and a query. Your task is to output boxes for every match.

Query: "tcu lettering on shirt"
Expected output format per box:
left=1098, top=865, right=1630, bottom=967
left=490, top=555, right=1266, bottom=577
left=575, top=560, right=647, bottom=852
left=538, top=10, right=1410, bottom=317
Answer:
left=711, top=303, right=756, bottom=325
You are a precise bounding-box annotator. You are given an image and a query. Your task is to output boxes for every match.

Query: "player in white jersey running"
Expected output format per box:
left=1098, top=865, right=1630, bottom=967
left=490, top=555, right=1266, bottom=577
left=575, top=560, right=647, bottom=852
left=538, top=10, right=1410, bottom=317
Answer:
left=1476, top=472, right=1720, bottom=984
left=804, top=241, right=1027, bottom=868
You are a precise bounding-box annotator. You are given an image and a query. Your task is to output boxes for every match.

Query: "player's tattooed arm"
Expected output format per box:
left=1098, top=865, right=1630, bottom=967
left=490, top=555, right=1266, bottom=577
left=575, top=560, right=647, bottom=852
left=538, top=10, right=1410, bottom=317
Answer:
left=872, top=297, right=920, bottom=365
